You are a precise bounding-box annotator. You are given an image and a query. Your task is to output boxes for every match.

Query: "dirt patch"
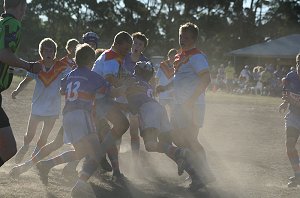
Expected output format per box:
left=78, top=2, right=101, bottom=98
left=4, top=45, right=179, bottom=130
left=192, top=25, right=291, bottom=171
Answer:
left=0, top=82, right=299, bottom=198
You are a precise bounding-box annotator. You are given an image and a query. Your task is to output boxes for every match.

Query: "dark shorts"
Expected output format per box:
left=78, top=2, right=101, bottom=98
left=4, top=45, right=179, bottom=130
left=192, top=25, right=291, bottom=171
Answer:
left=286, top=127, right=300, bottom=139
left=0, top=94, right=10, bottom=128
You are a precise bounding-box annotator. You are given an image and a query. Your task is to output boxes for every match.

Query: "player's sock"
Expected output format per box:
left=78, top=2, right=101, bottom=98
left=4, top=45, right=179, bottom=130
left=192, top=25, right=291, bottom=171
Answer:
left=160, top=143, right=182, bottom=161
left=80, top=157, right=98, bottom=179
left=107, top=145, right=120, bottom=174
left=0, top=157, right=4, bottom=167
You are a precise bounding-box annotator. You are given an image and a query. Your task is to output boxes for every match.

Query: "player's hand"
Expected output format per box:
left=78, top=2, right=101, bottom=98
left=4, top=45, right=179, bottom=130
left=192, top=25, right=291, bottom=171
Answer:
left=156, top=85, right=166, bottom=93
left=279, top=101, right=288, bottom=114
left=11, top=90, right=18, bottom=99
left=125, top=84, right=145, bottom=96
left=26, top=62, right=42, bottom=74
left=117, top=85, right=127, bottom=96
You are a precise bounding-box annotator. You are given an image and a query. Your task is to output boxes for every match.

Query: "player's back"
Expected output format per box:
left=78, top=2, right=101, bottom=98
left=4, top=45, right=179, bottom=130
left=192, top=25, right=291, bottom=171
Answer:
left=62, top=67, right=110, bottom=114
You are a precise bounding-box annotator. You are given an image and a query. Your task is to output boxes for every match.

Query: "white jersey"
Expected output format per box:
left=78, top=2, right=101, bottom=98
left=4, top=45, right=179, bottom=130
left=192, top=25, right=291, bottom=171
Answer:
left=92, top=48, right=122, bottom=99
left=27, top=60, right=68, bottom=116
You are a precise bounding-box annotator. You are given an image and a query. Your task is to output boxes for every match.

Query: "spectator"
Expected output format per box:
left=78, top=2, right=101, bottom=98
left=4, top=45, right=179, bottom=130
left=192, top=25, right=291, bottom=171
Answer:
left=224, top=61, right=235, bottom=92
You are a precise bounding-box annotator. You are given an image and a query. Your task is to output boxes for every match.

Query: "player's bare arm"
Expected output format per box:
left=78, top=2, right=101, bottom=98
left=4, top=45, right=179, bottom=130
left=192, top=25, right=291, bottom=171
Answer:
left=105, top=74, right=119, bottom=87
left=11, top=77, right=33, bottom=99
left=109, top=86, right=127, bottom=98
left=0, top=48, right=42, bottom=74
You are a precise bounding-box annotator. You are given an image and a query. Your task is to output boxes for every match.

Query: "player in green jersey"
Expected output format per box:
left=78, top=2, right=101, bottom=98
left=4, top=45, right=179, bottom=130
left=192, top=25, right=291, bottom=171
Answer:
left=0, top=0, right=42, bottom=167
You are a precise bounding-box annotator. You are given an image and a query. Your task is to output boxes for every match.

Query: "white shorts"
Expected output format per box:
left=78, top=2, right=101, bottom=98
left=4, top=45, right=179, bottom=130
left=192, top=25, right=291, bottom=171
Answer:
left=63, top=109, right=96, bottom=144
left=171, top=103, right=205, bottom=129
left=30, top=114, right=59, bottom=121
left=138, top=101, right=171, bottom=134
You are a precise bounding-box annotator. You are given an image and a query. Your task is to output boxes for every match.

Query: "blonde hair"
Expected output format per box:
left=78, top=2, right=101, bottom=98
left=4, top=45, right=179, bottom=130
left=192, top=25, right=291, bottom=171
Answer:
left=38, top=38, right=57, bottom=58
left=179, top=22, right=199, bottom=41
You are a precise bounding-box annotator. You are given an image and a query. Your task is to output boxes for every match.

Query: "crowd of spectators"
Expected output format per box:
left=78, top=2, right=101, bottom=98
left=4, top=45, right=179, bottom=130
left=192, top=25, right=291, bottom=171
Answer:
left=210, top=62, right=293, bottom=97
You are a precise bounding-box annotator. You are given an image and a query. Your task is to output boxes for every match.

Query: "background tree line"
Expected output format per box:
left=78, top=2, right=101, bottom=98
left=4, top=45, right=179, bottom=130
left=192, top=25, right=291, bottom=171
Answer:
left=1, top=0, right=300, bottom=65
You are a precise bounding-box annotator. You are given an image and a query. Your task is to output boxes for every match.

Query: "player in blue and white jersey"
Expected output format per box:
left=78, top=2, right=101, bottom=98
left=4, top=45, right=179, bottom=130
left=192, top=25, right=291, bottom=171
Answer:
left=157, top=22, right=215, bottom=190
left=92, top=31, right=132, bottom=183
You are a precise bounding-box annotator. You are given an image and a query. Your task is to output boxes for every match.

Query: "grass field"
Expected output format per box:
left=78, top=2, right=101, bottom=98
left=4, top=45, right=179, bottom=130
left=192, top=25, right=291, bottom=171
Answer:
left=0, top=78, right=299, bottom=198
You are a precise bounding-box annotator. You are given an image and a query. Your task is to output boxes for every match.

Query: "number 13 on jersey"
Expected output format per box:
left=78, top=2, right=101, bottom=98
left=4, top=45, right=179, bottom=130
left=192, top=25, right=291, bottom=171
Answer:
left=66, top=81, right=81, bottom=101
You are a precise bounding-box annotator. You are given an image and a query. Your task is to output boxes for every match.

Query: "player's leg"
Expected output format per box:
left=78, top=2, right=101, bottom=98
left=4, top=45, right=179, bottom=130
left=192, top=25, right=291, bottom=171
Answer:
left=106, top=105, right=129, bottom=139
left=95, top=98, right=129, bottom=178
left=0, top=94, right=17, bottom=167
left=141, top=128, right=159, bottom=153
left=285, top=112, right=300, bottom=187
left=0, top=127, right=17, bottom=167
left=105, top=105, right=129, bottom=182
left=148, top=104, right=195, bottom=176
left=10, top=126, right=64, bottom=177
left=32, top=116, right=57, bottom=157
left=36, top=150, right=78, bottom=185
left=71, top=133, right=103, bottom=198
left=94, top=118, right=112, bottom=172
left=129, top=114, right=140, bottom=160
left=286, top=127, right=300, bottom=187
left=171, top=103, right=214, bottom=189
left=139, top=102, right=171, bottom=154
left=32, top=126, right=64, bottom=163
left=15, top=114, right=40, bottom=164
left=157, top=132, right=188, bottom=175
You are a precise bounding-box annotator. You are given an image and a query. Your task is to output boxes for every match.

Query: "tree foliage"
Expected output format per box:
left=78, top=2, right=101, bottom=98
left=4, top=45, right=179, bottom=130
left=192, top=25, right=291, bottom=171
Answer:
left=1, top=0, right=299, bottom=64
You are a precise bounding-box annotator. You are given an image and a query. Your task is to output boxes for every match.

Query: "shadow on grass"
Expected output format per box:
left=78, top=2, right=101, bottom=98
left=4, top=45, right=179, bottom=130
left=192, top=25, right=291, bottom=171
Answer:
left=43, top=153, right=240, bottom=198
left=90, top=178, right=239, bottom=198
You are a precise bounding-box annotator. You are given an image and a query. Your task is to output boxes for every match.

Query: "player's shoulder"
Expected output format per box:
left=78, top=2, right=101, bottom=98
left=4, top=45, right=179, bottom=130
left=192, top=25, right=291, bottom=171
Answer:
left=0, top=15, right=20, bottom=28
left=286, top=71, right=297, bottom=80
left=190, top=52, right=207, bottom=61
left=189, top=52, right=208, bottom=68
left=95, top=51, right=106, bottom=62
left=91, top=69, right=105, bottom=80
